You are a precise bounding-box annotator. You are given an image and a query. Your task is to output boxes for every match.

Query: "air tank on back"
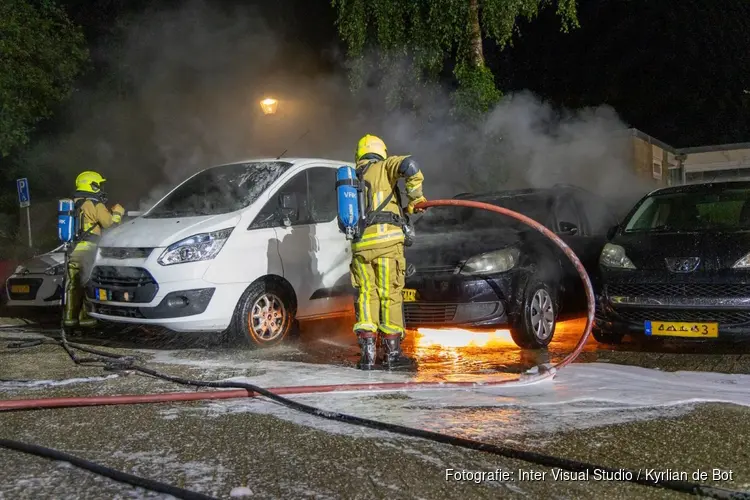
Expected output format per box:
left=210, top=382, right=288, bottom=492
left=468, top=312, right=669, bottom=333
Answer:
left=336, top=166, right=360, bottom=240
left=57, top=198, right=76, bottom=244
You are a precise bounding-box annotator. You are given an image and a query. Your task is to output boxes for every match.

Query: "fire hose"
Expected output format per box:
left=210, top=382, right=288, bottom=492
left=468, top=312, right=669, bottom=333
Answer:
left=0, top=200, right=747, bottom=500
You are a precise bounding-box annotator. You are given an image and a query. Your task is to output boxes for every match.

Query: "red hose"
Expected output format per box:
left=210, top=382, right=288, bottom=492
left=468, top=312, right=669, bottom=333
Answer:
left=0, top=199, right=595, bottom=412
left=416, top=199, right=596, bottom=371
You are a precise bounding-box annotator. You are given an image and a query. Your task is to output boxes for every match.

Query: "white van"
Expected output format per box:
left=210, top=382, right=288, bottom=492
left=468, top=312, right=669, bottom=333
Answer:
left=87, top=158, right=355, bottom=347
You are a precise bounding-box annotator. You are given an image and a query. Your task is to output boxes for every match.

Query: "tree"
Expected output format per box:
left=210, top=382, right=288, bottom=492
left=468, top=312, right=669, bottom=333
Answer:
left=0, top=0, right=89, bottom=156
left=331, top=0, right=578, bottom=115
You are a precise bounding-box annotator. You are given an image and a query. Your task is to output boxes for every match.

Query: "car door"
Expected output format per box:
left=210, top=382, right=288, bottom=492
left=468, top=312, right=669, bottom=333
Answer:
left=571, top=191, right=619, bottom=292
left=305, top=166, right=354, bottom=317
left=551, top=193, right=588, bottom=309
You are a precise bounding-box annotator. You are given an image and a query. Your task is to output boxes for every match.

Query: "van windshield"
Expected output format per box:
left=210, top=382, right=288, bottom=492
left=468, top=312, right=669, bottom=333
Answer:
left=144, top=161, right=293, bottom=218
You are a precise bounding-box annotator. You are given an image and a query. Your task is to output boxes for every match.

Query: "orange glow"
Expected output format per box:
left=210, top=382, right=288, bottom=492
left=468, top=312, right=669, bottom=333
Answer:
left=415, top=327, right=517, bottom=349
left=260, top=97, right=278, bottom=115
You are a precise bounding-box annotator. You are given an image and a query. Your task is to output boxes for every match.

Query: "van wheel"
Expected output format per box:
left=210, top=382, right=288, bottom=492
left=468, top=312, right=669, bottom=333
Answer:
left=231, top=280, right=297, bottom=348
left=510, top=280, right=558, bottom=349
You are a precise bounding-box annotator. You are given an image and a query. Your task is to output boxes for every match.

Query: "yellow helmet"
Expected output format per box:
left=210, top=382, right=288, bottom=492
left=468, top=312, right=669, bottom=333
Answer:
left=75, top=171, right=107, bottom=193
left=355, top=134, right=387, bottom=162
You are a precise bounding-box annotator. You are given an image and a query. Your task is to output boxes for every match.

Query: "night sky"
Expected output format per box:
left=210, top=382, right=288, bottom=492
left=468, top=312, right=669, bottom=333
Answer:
left=61, top=0, right=750, bottom=149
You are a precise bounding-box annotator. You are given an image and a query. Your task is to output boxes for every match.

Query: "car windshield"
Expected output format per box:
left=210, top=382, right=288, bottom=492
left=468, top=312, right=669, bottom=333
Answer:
left=623, top=187, right=750, bottom=233
left=414, top=194, right=553, bottom=233
left=144, top=161, right=293, bottom=218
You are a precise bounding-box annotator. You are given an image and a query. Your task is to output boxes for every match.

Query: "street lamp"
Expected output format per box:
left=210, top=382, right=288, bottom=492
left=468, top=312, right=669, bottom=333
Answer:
left=260, top=98, right=278, bottom=115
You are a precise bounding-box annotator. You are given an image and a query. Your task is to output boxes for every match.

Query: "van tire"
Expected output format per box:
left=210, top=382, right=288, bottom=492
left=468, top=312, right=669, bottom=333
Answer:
left=230, top=279, right=297, bottom=348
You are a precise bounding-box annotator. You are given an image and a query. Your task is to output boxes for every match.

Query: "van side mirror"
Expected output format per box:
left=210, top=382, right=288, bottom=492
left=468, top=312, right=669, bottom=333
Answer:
left=559, top=221, right=579, bottom=235
left=279, top=193, right=298, bottom=227
left=606, top=224, right=619, bottom=240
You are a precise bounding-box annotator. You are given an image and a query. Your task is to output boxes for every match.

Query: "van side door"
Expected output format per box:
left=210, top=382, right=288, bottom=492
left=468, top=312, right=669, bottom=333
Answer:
left=258, top=166, right=351, bottom=319
left=305, top=166, right=354, bottom=317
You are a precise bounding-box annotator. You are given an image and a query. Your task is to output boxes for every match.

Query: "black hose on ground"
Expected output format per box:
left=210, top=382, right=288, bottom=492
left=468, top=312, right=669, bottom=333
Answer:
left=0, top=439, right=218, bottom=500
left=0, top=251, right=207, bottom=500
left=9, top=335, right=744, bottom=500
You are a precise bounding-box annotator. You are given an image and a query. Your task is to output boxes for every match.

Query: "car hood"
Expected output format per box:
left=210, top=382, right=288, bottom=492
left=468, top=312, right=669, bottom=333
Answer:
left=16, top=250, right=64, bottom=274
left=406, top=228, right=525, bottom=267
left=613, top=231, right=750, bottom=271
left=99, top=212, right=242, bottom=248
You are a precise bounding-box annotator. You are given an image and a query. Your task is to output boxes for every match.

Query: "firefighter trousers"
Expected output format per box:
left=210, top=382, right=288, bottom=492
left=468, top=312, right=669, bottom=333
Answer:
left=63, top=242, right=97, bottom=328
left=350, top=242, right=406, bottom=337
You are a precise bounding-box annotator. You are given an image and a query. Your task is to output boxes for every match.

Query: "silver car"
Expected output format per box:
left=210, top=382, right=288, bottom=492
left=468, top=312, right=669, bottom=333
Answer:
left=5, top=247, right=65, bottom=307
left=3, top=211, right=143, bottom=309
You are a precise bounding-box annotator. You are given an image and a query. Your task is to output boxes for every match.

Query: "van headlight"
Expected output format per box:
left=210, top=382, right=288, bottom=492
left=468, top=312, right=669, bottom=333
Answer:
left=599, top=243, right=636, bottom=269
left=460, top=248, right=520, bottom=275
left=157, top=228, right=234, bottom=266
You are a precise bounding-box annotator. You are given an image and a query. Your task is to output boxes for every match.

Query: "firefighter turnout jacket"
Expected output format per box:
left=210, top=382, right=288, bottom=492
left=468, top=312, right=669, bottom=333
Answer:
left=352, top=155, right=425, bottom=251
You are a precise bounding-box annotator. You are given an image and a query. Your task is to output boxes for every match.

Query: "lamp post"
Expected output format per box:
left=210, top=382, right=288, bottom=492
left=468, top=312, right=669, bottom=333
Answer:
left=260, top=98, right=278, bottom=115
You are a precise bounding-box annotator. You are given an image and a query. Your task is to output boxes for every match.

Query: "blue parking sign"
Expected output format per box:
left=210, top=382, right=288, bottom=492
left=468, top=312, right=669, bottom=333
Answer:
left=16, top=178, right=30, bottom=208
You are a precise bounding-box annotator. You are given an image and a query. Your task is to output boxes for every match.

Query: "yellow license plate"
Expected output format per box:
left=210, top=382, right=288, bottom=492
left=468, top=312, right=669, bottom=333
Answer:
left=402, top=289, right=417, bottom=302
left=10, top=285, right=30, bottom=294
left=97, top=288, right=108, bottom=301
left=646, top=321, right=718, bottom=338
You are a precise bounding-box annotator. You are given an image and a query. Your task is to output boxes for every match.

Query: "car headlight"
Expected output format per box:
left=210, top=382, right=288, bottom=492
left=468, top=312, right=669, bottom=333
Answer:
left=599, top=243, right=636, bottom=269
left=733, top=253, right=750, bottom=268
left=45, top=264, right=64, bottom=276
left=14, top=266, right=25, bottom=275
left=157, top=228, right=234, bottom=266
left=460, top=248, right=520, bottom=275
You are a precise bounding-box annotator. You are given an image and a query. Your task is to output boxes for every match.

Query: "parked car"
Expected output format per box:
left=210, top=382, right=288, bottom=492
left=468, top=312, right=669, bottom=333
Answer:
left=2, top=212, right=145, bottom=310
left=4, top=246, right=66, bottom=307
left=86, top=158, right=354, bottom=348
left=595, top=180, right=750, bottom=344
left=402, top=184, right=620, bottom=348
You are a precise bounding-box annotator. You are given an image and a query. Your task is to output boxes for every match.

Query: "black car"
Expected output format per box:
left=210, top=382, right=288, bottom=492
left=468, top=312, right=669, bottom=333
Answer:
left=595, top=181, right=750, bottom=344
left=402, top=184, right=620, bottom=348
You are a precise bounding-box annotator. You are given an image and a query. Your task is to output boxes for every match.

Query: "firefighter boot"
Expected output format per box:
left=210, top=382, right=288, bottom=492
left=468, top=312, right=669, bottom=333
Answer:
left=356, top=331, right=377, bottom=370
left=78, top=301, right=98, bottom=328
left=381, top=333, right=417, bottom=371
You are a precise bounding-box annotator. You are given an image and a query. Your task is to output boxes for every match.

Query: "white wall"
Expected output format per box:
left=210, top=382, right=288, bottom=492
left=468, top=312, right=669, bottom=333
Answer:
left=684, top=148, right=750, bottom=173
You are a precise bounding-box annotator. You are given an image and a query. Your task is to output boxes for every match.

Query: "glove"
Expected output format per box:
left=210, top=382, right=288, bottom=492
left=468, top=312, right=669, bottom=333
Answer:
left=111, top=204, right=125, bottom=216
left=407, top=196, right=427, bottom=214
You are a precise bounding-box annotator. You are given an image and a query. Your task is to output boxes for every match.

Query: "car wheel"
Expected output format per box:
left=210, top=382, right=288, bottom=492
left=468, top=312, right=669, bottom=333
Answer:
left=511, top=280, right=558, bottom=349
left=592, top=327, right=624, bottom=345
left=230, top=279, right=297, bottom=348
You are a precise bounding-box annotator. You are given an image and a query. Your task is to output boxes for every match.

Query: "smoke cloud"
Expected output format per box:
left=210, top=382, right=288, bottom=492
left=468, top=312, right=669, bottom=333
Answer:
left=40, top=0, right=650, bottom=216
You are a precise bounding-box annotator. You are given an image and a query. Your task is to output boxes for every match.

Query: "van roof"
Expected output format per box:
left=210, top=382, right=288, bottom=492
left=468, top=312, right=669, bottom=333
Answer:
left=211, top=157, right=353, bottom=168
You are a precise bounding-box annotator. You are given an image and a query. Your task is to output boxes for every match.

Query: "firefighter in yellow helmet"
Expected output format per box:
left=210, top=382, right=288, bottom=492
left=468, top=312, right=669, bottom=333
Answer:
left=350, top=134, right=427, bottom=370
left=63, top=171, right=125, bottom=329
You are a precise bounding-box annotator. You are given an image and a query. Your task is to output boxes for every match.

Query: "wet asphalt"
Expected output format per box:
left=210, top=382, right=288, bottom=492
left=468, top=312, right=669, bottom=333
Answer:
left=2, top=314, right=750, bottom=498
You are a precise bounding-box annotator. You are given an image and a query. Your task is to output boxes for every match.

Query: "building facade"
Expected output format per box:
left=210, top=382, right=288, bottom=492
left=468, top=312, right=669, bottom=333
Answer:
left=628, top=128, right=750, bottom=187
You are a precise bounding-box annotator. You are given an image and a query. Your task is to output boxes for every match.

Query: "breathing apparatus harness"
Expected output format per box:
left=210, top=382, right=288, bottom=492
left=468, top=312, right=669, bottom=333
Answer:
left=336, top=159, right=415, bottom=246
